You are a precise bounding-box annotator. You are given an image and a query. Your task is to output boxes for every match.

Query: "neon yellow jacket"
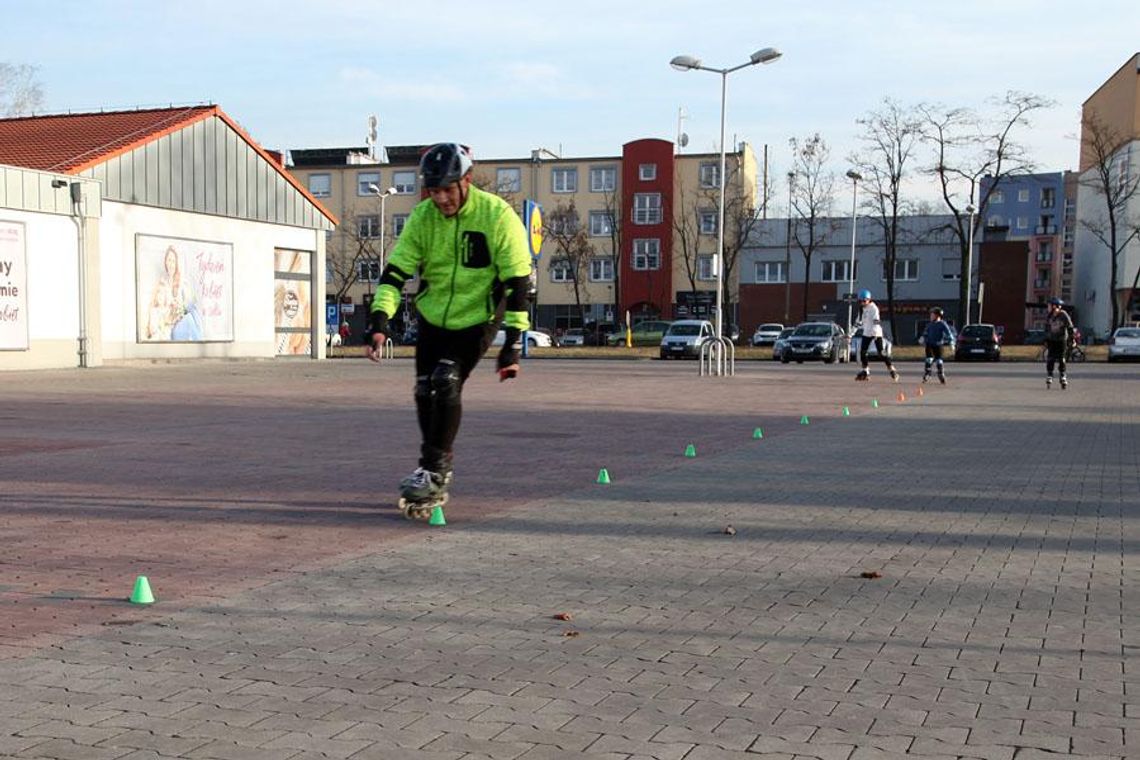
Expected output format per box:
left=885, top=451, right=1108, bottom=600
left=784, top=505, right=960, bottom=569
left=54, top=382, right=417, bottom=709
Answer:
left=371, top=186, right=532, bottom=332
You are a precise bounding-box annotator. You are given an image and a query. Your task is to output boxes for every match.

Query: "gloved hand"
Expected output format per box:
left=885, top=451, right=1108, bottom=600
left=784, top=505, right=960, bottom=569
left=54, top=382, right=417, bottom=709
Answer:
left=364, top=312, right=390, bottom=363
left=497, top=327, right=522, bottom=381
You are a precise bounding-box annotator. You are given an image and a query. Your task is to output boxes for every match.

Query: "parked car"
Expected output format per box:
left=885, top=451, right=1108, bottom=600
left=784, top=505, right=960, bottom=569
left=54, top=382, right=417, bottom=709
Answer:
left=606, top=320, right=673, bottom=347
left=1108, top=326, right=1140, bottom=362
left=560, top=327, right=586, bottom=346
left=782, top=322, right=850, bottom=364
left=491, top=329, right=553, bottom=348
left=848, top=328, right=893, bottom=359
left=583, top=321, right=619, bottom=346
left=770, top=327, right=795, bottom=361
left=659, top=319, right=714, bottom=359
left=954, top=323, right=1001, bottom=361
left=1023, top=328, right=1046, bottom=345
left=751, top=322, right=785, bottom=346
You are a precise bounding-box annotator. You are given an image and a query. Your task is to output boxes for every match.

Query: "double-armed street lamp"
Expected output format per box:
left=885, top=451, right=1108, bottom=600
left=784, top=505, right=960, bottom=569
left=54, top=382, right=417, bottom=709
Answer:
left=670, top=47, right=782, bottom=351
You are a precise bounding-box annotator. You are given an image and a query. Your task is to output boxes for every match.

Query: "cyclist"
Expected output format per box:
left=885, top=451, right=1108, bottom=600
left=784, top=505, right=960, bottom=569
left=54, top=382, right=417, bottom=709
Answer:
left=364, top=143, right=532, bottom=513
left=1043, top=297, right=1075, bottom=389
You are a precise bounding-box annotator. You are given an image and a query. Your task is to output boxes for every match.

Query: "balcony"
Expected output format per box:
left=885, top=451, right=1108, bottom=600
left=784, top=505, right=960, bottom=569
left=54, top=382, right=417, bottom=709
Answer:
left=1035, top=225, right=1057, bottom=235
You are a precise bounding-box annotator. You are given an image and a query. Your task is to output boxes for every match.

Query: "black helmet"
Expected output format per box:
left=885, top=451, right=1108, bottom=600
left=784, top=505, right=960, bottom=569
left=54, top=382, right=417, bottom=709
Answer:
left=420, top=143, right=473, bottom=189
left=930, top=307, right=943, bottom=318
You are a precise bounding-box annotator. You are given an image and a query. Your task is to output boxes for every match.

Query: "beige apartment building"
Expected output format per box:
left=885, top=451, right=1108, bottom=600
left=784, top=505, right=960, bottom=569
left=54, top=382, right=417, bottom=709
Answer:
left=287, top=139, right=758, bottom=337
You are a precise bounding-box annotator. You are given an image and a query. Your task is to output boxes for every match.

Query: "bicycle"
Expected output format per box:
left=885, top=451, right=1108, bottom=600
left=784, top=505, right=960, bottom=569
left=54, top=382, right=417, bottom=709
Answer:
left=1036, top=343, right=1086, bottom=362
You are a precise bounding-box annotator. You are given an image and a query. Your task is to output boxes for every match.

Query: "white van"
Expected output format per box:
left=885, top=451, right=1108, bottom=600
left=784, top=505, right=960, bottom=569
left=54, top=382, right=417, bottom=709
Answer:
left=659, top=319, right=714, bottom=359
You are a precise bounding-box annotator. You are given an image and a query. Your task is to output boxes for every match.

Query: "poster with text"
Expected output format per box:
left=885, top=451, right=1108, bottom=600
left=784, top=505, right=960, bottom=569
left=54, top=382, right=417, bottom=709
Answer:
left=0, top=221, right=29, bottom=351
left=137, top=235, right=233, bottom=342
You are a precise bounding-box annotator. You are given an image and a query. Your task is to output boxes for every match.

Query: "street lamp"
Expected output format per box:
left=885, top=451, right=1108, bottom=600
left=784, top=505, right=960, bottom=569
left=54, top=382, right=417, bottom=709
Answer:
left=784, top=171, right=794, bottom=322
left=670, top=47, right=782, bottom=349
left=844, top=169, right=862, bottom=334
left=367, top=184, right=397, bottom=301
left=964, top=203, right=976, bottom=326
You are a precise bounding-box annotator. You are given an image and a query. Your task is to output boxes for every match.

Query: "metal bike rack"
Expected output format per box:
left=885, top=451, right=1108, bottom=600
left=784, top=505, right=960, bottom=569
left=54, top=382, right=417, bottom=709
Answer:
left=382, top=337, right=394, bottom=359
left=699, top=336, right=735, bottom=377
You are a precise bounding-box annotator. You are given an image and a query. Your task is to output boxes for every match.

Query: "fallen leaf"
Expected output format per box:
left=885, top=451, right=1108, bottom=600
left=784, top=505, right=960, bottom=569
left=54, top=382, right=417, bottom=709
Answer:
left=860, top=570, right=883, bottom=579
left=723, top=525, right=736, bottom=536
left=563, top=630, right=580, bottom=638
left=552, top=612, right=573, bottom=621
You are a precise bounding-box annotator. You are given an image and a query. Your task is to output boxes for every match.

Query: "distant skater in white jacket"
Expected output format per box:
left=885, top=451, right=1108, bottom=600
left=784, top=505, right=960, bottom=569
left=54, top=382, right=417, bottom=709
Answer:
left=854, top=290, right=900, bottom=382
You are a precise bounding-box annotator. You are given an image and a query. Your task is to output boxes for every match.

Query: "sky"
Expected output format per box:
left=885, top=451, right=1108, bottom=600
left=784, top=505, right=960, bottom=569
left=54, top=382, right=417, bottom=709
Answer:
left=5, top=0, right=1140, bottom=205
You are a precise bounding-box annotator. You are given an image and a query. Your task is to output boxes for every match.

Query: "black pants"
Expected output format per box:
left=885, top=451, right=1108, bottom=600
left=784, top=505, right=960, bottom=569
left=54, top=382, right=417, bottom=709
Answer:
left=860, top=336, right=893, bottom=369
left=924, top=345, right=944, bottom=371
left=1045, top=340, right=1067, bottom=377
left=413, top=320, right=495, bottom=472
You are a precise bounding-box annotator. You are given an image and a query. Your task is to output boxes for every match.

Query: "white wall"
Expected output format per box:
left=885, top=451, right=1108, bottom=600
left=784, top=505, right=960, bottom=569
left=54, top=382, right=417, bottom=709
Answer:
left=0, top=208, right=82, bottom=370
left=97, top=201, right=325, bottom=361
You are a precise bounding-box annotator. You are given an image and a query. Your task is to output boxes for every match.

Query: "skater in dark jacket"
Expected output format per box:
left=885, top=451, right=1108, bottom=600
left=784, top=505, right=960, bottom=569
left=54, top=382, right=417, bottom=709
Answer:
left=920, top=307, right=954, bottom=384
left=1043, top=297, right=1075, bottom=389
left=364, top=143, right=532, bottom=518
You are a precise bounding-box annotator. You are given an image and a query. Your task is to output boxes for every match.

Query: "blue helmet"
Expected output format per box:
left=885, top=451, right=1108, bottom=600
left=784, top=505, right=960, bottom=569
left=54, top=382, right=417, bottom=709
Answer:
left=1049, top=297, right=1064, bottom=306
left=858, top=289, right=872, bottom=301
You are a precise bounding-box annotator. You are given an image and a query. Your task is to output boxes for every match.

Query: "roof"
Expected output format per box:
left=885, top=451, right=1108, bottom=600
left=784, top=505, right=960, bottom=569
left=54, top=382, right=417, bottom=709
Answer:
left=0, top=105, right=336, bottom=225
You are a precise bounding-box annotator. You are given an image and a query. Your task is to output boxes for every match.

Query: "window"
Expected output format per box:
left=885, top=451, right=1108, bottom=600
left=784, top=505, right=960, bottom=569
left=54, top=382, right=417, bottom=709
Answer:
left=550, top=259, right=572, bottom=283
left=1041, top=187, right=1056, bottom=209
left=496, top=168, right=521, bottom=194
left=632, top=239, right=661, bottom=270
left=393, top=171, right=416, bottom=194
left=589, top=258, right=614, bottom=282
left=547, top=212, right=579, bottom=236
left=698, top=255, right=715, bottom=281
left=589, top=210, right=614, bottom=236
left=821, top=260, right=852, bottom=282
left=941, top=258, right=961, bottom=281
left=1016, top=216, right=1028, bottom=230
left=357, top=215, right=381, bottom=239
left=639, top=164, right=657, bottom=181
left=357, top=172, right=380, bottom=196
left=632, top=193, right=662, bottom=224
left=699, top=162, right=719, bottom=188
left=590, top=166, right=616, bottom=192
left=308, top=173, right=331, bottom=197
left=699, top=209, right=717, bottom=235
left=356, top=259, right=381, bottom=282
left=755, top=261, right=786, bottom=283
left=987, top=215, right=1005, bottom=228
left=990, top=190, right=1004, bottom=204
left=392, top=214, right=409, bottom=237
left=1037, top=241, right=1053, bottom=261
left=883, top=259, right=919, bottom=281
left=552, top=167, right=577, bottom=193
left=1018, top=189, right=1030, bottom=202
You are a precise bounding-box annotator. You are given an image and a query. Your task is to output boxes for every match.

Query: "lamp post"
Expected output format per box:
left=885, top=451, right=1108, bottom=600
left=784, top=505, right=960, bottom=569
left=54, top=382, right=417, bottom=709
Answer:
left=670, top=47, right=782, bottom=346
left=964, top=203, right=976, bottom=326
left=844, top=169, right=862, bottom=334
left=784, top=171, right=793, bottom=322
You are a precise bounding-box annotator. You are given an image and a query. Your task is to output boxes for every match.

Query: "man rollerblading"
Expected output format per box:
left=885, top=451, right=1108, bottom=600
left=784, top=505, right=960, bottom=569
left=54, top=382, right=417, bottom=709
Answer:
left=365, top=142, right=532, bottom=522
left=1043, top=298, right=1075, bottom=391
left=920, top=307, right=953, bottom=386
left=854, top=290, right=899, bottom=383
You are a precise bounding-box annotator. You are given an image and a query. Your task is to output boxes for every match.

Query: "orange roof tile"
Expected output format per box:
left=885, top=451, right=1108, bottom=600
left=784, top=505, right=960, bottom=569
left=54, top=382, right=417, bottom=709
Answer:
left=0, top=105, right=336, bottom=225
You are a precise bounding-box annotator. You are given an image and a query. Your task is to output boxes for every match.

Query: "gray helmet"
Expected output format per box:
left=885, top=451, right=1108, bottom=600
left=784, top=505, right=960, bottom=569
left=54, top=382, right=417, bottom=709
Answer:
left=420, top=143, right=473, bottom=189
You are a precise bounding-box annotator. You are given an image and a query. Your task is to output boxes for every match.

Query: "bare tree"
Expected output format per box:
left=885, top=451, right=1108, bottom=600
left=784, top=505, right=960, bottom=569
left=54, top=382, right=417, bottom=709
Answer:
left=714, top=155, right=762, bottom=331
left=544, top=200, right=594, bottom=325
left=851, top=98, right=923, bottom=342
left=0, top=62, right=44, bottom=116
left=1079, top=113, right=1140, bottom=328
left=672, top=175, right=703, bottom=296
left=327, top=217, right=384, bottom=313
left=788, top=134, right=838, bottom=321
left=919, top=91, right=1052, bottom=326
left=599, top=188, right=624, bottom=321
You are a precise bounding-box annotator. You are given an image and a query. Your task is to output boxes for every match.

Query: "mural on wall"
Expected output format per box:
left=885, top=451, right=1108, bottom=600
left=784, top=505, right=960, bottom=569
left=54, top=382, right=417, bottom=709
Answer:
left=0, top=221, right=28, bottom=351
left=137, top=235, right=234, bottom=343
left=274, top=249, right=312, bottom=356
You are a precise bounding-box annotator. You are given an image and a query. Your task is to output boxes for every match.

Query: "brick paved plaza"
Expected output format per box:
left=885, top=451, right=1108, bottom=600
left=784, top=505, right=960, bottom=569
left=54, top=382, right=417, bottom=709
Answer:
left=0, top=358, right=1136, bottom=759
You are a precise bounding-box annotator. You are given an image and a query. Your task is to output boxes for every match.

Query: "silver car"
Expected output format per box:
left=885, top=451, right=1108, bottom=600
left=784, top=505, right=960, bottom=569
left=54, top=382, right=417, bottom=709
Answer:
left=1108, top=327, right=1140, bottom=362
left=782, top=322, right=850, bottom=364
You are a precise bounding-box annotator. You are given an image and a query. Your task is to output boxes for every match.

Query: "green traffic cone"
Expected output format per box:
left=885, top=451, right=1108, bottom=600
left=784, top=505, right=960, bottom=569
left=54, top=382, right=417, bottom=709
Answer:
left=596, top=468, right=611, bottom=484
left=752, top=427, right=764, bottom=439
left=872, top=399, right=880, bottom=408
left=129, top=575, right=155, bottom=605
left=800, top=415, right=810, bottom=425
left=842, top=406, right=850, bottom=416
left=684, top=443, right=696, bottom=457
left=428, top=505, right=446, bottom=526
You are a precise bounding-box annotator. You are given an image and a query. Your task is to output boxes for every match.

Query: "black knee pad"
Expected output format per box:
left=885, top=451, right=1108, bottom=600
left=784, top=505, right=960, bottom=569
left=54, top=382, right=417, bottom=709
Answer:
left=429, top=361, right=462, bottom=404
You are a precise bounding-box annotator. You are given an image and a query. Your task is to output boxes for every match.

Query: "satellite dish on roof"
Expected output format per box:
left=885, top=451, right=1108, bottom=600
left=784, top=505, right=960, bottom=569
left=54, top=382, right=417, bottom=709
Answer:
left=679, top=133, right=689, bottom=148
